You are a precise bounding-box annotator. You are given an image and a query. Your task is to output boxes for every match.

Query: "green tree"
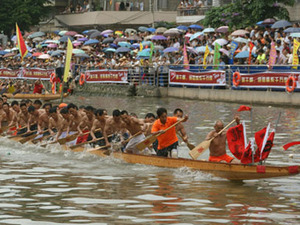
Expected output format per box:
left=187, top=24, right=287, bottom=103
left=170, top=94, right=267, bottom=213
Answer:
left=0, top=0, right=52, bottom=36
left=202, top=0, right=295, bottom=29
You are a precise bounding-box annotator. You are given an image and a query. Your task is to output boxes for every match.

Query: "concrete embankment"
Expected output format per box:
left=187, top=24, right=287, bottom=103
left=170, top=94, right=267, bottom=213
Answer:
left=74, top=84, right=300, bottom=107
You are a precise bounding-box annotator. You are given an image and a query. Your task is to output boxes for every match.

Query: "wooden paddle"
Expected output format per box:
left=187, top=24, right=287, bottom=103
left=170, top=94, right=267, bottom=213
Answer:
left=189, top=119, right=236, bottom=160
left=177, top=132, right=195, bottom=150
left=136, top=118, right=185, bottom=151
left=8, top=129, right=37, bottom=139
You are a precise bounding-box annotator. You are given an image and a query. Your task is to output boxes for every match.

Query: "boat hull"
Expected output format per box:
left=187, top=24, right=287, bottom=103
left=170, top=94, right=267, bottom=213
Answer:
left=5, top=93, right=68, bottom=100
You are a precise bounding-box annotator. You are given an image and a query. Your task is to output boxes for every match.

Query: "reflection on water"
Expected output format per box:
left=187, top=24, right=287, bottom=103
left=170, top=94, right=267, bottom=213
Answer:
left=0, top=96, right=299, bottom=224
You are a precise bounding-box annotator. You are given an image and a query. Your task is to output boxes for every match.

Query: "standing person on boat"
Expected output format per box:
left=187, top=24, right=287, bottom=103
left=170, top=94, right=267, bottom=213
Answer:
left=173, top=108, right=189, bottom=143
left=120, top=111, right=148, bottom=154
left=151, top=107, right=188, bottom=158
left=206, top=117, right=240, bottom=163
left=103, top=109, right=126, bottom=147
left=33, top=79, right=46, bottom=94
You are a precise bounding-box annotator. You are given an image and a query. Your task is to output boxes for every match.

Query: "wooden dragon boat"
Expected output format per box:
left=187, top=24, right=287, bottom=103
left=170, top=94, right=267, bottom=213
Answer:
left=5, top=93, right=69, bottom=101
left=7, top=135, right=299, bottom=181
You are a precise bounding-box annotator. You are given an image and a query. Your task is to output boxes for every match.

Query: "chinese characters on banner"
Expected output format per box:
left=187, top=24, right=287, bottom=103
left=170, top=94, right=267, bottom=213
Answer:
left=169, top=70, right=226, bottom=86
left=85, top=70, right=128, bottom=83
left=0, top=68, right=54, bottom=80
left=234, top=72, right=300, bottom=88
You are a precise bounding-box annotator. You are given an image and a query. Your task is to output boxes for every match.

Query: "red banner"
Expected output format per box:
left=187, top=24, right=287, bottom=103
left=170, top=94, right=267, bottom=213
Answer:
left=85, top=70, right=128, bottom=83
left=0, top=69, right=19, bottom=78
left=234, top=71, right=300, bottom=88
left=169, top=70, right=226, bottom=86
left=23, top=68, right=54, bottom=80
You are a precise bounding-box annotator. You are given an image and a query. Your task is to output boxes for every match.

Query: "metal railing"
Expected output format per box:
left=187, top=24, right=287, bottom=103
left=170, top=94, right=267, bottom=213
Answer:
left=177, top=6, right=211, bottom=16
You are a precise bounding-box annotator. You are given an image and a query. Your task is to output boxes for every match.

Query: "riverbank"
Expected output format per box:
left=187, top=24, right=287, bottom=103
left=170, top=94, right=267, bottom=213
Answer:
left=74, top=84, right=300, bottom=107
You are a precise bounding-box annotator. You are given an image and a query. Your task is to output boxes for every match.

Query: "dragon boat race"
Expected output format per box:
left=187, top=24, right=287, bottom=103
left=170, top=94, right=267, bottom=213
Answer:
left=0, top=0, right=300, bottom=224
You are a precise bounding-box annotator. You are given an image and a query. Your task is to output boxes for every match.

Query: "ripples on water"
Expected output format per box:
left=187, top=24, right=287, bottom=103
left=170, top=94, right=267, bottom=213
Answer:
left=0, top=96, right=299, bottom=224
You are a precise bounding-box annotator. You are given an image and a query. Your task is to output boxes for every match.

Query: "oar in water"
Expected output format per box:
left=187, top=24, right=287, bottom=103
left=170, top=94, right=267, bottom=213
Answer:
left=177, top=132, right=195, bottom=150
left=31, top=132, right=56, bottom=144
left=19, top=131, right=43, bottom=144
left=87, top=131, right=143, bottom=153
left=136, top=118, right=185, bottom=151
left=189, top=119, right=236, bottom=160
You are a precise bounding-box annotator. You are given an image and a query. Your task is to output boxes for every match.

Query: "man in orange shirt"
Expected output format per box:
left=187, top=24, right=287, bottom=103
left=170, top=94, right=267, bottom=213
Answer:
left=151, top=107, right=188, bottom=158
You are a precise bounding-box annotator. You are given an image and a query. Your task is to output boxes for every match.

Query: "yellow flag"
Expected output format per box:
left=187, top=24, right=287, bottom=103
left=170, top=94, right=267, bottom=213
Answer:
left=203, top=45, right=210, bottom=69
left=292, top=39, right=300, bottom=69
left=63, top=38, right=73, bottom=82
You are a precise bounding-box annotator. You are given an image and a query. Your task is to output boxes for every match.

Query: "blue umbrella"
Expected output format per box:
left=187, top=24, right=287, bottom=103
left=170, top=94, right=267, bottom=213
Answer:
left=82, top=29, right=99, bottom=35
left=78, top=37, right=88, bottom=42
left=59, top=36, right=74, bottom=42
left=51, top=50, right=63, bottom=57
left=163, top=47, right=179, bottom=53
left=118, top=42, right=131, bottom=48
left=147, top=28, right=156, bottom=33
left=90, top=31, right=102, bottom=39
left=104, top=48, right=116, bottom=53
left=138, top=49, right=151, bottom=57
left=53, top=30, right=60, bottom=35
left=196, top=46, right=212, bottom=53
left=235, top=51, right=253, bottom=58
left=84, top=39, right=99, bottom=45
left=109, top=43, right=118, bottom=48
left=116, top=47, right=131, bottom=53
left=203, top=28, right=215, bottom=33
left=271, top=20, right=292, bottom=29
left=131, top=43, right=140, bottom=49
left=74, top=53, right=90, bottom=58
left=190, top=32, right=203, bottom=41
left=290, top=33, right=300, bottom=38
left=142, top=41, right=152, bottom=46
left=0, top=50, right=9, bottom=55
left=284, top=27, right=300, bottom=33
left=189, top=24, right=203, bottom=30
left=138, top=26, right=148, bottom=32
left=177, top=25, right=188, bottom=31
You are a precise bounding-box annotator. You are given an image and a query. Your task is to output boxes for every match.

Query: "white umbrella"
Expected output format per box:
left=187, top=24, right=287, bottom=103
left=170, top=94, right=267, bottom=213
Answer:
left=213, top=39, right=228, bottom=46
left=38, top=54, right=51, bottom=59
left=234, top=37, right=249, bottom=43
left=231, top=29, right=249, bottom=36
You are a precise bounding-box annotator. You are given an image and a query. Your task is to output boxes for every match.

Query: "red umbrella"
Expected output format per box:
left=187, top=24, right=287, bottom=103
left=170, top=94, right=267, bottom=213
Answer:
left=3, top=53, right=15, bottom=58
left=65, top=31, right=78, bottom=36
left=32, top=52, right=43, bottom=57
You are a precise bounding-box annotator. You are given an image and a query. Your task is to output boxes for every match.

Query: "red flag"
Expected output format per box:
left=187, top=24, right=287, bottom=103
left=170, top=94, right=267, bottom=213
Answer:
left=16, top=23, right=28, bottom=61
left=259, top=132, right=274, bottom=161
left=237, top=105, right=252, bottom=112
left=283, top=141, right=300, bottom=151
left=227, top=124, right=246, bottom=160
left=240, top=142, right=254, bottom=164
left=248, top=42, right=254, bottom=65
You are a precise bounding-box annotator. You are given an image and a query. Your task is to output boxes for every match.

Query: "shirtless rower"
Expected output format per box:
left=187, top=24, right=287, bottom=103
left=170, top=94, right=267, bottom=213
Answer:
left=103, top=109, right=126, bottom=147
left=33, top=100, right=43, bottom=110
left=54, top=107, right=74, bottom=141
left=206, top=117, right=240, bottom=164
left=90, top=109, right=107, bottom=145
left=120, top=111, right=148, bottom=154
left=1, top=102, right=17, bottom=128
left=11, top=101, right=20, bottom=114
left=66, top=103, right=86, bottom=144
left=27, top=105, right=42, bottom=133
left=38, top=103, right=52, bottom=134
left=143, top=112, right=156, bottom=136
left=76, top=106, right=95, bottom=144
left=48, top=107, right=64, bottom=136
left=173, top=108, right=188, bottom=143
left=17, top=103, right=30, bottom=133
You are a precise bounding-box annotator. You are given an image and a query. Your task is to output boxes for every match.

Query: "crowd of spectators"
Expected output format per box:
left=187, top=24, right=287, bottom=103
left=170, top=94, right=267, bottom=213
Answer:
left=1, top=22, right=300, bottom=82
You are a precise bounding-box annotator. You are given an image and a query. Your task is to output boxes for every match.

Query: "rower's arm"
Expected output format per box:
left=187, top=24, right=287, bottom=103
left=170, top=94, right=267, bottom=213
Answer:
left=103, top=124, right=110, bottom=146
left=90, top=121, right=98, bottom=140
left=178, top=123, right=188, bottom=142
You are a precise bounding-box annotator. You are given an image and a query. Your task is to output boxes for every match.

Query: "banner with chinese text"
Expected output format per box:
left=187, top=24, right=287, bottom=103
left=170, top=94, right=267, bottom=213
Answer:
left=85, top=70, right=128, bottom=83
left=168, top=69, right=226, bottom=86
left=23, top=68, right=55, bottom=80
left=233, top=71, right=300, bottom=89
left=0, top=69, right=19, bottom=79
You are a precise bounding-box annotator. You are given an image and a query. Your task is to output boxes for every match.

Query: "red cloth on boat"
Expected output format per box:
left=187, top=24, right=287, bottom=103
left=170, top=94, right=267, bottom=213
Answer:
left=33, top=83, right=43, bottom=94
left=76, top=129, right=89, bottom=144
left=209, top=154, right=234, bottom=163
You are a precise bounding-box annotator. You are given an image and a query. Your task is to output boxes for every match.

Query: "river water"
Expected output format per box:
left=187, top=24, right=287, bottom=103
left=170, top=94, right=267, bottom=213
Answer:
left=0, top=95, right=299, bottom=225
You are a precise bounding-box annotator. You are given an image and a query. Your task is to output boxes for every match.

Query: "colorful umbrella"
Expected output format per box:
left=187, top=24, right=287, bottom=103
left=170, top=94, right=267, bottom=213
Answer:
left=83, top=39, right=99, bottom=45
left=163, top=47, right=179, bottom=53
left=65, top=31, right=77, bottom=36
left=271, top=20, right=292, bottom=29
left=151, top=35, right=167, bottom=40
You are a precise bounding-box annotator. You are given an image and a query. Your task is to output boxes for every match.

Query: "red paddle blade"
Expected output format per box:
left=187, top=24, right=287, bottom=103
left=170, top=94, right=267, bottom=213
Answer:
left=282, top=141, right=300, bottom=151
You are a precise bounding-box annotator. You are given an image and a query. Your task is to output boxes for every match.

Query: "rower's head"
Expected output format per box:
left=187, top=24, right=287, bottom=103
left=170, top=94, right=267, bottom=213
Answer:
left=84, top=106, right=94, bottom=118
left=43, top=103, right=52, bottom=114
left=49, top=107, right=58, bottom=119
left=112, top=109, right=121, bottom=122
left=28, top=105, right=36, bottom=115
left=11, top=101, right=20, bottom=113
left=20, top=103, right=27, bottom=114
left=67, top=103, right=78, bottom=116
left=157, top=107, right=168, bottom=124
left=2, top=95, right=7, bottom=103
left=0, top=97, right=3, bottom=108
left=95, top=109, right=105, bottom=120
left=33, top=100, right=42, bottom=110
left=145, top=113, right=155, bottom=123
left=25, top=99, right=32, bottom=107
left=60, top=107, right=69, bottom=119
left=173, top=108, right=184, bottom=118
left=120, top=110, right=130, bottom=123
left=214, top=120, right=224, bottom=133
left=2, top=102, right=9, bottom=113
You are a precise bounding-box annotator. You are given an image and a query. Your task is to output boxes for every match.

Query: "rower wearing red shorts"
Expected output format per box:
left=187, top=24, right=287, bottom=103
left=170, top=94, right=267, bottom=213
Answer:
left=206, top=117, right=240, bottom=163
